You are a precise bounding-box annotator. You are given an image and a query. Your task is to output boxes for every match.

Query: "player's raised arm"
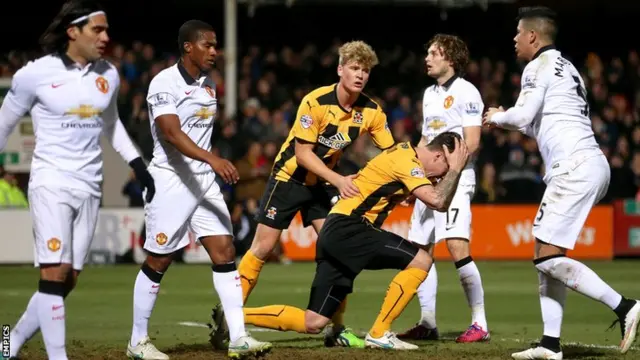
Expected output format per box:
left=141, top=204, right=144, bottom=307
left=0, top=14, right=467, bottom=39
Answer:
left=412, top=137, right=468, bottom=211
left=293, top=100, right=359, bottom=198
left=484, top=62, right=547, bottom=129
left=0, top=67, right=35, bottom=150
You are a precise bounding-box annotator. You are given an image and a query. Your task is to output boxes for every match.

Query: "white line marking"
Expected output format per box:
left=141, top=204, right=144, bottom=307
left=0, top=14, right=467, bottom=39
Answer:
left=176, top=322, right=638, bottom=350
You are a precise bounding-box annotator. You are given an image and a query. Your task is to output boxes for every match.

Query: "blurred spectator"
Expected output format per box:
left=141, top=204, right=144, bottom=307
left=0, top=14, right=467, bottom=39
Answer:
left=121, top=171, right=144, bottom=208
left=0, top=165, right=27, bottom=208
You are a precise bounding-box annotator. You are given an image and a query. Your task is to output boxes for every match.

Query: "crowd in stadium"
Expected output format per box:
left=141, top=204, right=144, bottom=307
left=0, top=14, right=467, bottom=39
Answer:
left=1, top=42, right=639, bottom=213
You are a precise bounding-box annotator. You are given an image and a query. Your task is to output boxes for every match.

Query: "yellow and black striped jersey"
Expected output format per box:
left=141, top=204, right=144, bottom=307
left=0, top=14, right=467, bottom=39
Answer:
left=271, top=84, right=394, bottom=186
left=331, top=142, right=432, bottom=227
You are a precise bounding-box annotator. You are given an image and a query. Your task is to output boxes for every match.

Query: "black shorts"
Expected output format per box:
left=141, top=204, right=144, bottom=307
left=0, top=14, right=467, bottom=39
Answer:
left=307, top=214, right=420, bottom=318
left=255, top=176, right=336, bottom=230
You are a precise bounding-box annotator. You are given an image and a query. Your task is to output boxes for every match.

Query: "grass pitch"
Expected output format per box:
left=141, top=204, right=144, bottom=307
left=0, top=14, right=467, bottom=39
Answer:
left=1, top=260, right=639, bottom=359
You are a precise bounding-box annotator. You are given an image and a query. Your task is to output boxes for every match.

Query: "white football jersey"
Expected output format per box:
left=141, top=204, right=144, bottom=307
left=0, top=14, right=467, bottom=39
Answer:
left=147, top=62, right=218, bottom=175
left=421, top=75, right=483, bottom=184
left=493, top=46, right=600, bottom=182
left=0, top=53, right=139, bottom=196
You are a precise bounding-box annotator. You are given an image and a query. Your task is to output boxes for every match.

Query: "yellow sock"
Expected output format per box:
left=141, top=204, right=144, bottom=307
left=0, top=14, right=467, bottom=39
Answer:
left=369, top=267, right=428, bottom=338
left=331, top=297, right=348, bottom=326
left=238, top=250, right=265, bottom=303
left=244, top=305, right=308, bottom=333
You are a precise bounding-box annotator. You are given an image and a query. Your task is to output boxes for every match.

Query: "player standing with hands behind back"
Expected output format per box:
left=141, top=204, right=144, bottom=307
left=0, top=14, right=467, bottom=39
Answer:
left=1, top=1, right=156, bottom=359
left=126, top=20, right=271, bottom=360
left=484, top=7, right=640, bottom=359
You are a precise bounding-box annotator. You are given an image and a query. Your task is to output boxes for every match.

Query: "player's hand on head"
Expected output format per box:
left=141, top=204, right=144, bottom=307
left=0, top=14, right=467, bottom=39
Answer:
left=443, top=137, right=469, bottom=171
left=209, top=157, right=240, bottom=184
left=337, top=174, right=360, bottom=199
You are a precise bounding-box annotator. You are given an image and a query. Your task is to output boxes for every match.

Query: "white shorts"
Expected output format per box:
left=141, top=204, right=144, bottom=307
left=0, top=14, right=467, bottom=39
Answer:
left=407, top=183, right=475, bottom=245
left=29, top=186, right=100, bottom=270
left=532, top=154, right=610, bottom=250
left=144, top=166, right=233, bottom=255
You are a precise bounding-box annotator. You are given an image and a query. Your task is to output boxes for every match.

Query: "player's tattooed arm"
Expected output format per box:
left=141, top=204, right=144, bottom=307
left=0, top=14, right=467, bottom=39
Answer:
left=433, top=169, right=462, bottom=210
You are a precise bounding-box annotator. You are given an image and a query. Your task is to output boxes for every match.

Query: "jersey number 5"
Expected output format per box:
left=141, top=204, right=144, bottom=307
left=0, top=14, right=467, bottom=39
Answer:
left=572, top=76, right=590, bottom=117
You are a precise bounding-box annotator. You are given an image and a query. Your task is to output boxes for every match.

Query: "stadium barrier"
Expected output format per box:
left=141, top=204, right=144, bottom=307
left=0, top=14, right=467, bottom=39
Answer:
left=3, top=202, right=640, bottom=264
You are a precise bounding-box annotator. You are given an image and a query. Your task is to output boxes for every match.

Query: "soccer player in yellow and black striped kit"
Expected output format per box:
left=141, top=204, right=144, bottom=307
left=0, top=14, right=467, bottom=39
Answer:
left=210, top=41, right=395, bottom=348
left=242, top=132, right=469, bottom=350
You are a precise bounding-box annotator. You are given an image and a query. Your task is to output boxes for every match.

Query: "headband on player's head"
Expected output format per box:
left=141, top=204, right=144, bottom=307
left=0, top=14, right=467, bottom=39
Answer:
left=516, top=7, right=557, bottom=21
left=69, top=11, right=105, bottom=25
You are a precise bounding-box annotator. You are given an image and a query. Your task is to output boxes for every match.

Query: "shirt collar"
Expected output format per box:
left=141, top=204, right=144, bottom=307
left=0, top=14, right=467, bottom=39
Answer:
left=532, top=44, right=556, bottom=61
left=178, top=60, right=205, bottom=85
left=440, top=73, right=459, bottom=91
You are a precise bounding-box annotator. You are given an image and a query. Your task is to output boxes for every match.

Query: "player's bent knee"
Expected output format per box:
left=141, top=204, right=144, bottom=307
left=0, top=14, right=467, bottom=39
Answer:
left=145, top=253, right=174, bottom=273
left=250, top=224, right=282, bottom=260
left=200, top=235, right=236, bottom=264
left=39, top=263, right=73, bottom=282
left=304, top=310, right=329, bottom=334
left=533, top=253, right=567, bottom=276
left=446, top=238, right=470, bottom=261
left=407, top=248, right=432, bottom=272
left=534, top=238, right=567, bottom=260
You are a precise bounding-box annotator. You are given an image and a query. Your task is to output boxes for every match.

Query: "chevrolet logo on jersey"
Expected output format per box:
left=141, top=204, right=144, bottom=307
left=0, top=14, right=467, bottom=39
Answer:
left=318, top=132, right=351, bottom=150
left=427, top=119, right=446, bottom=130
left=195, top=107, right=215, bottom=119
left=65, top=105, right=102, bottom=118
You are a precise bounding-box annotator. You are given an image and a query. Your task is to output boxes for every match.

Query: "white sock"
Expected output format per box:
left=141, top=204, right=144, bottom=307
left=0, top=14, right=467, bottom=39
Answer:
left=417, top=263, right=437, bottom=329
left=456, top=258, right=488, bottom=330
left=10, top=292, right=40, bottom=357
left=212, top=264, right=245, bottom=342
left=37, top=291, right=68, bottom=360
left=538, top=271, right=566, bottom=338
left=535, top=256, right=622, bottom=309
left=130, top=267, right=162, bottom=347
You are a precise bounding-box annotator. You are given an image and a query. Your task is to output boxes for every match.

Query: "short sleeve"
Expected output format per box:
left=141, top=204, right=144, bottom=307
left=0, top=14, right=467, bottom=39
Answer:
left=460, top=85, right=484, bottom=127
left=369, top=109, right=395, bottom=149
left=392, top=151, right=432, bottom=192
left=291, top=99, right=321, bottom=143
left=3, top=65, right=37, bottom=117
left=146, top=76, right=177, bottom=120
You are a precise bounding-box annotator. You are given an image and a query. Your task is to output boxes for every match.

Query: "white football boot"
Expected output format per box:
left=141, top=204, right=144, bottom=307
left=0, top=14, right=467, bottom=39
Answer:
left=511, top=346, right=563, bottom=360
left=364, top=331, right=419, bottom=350
left=126, top=336, right=169, bottom=360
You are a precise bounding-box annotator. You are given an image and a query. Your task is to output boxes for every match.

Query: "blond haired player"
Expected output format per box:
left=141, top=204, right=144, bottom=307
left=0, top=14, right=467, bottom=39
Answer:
left=484, top=7, right=640, bottom=359
left=398, top=34, right=489, bottom=343
left=210, top=41, right=395, bottom=349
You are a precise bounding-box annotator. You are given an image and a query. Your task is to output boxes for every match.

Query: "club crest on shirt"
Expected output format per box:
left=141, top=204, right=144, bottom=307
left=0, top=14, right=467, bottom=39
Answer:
left=352, top=111, right=363, bottom=124
left=47, top=238, right=61, bottom=252
left=444, top=95, right=454, bottom=109
left=300, top=114, right=313, bottom=129
left=95, top=76, right=109, bottom=94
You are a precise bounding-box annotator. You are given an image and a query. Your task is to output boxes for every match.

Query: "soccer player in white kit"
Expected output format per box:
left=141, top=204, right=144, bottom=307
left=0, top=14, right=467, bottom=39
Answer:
left=483, top=7, right=640, bottom=359
left=0, top=1, right=156, bottom=359
left=125, top=20, right=272, bottom=360
left=398, top=34, right=489, bottom=344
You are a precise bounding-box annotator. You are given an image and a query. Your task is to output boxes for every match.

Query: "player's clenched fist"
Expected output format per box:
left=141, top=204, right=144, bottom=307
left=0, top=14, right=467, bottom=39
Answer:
left=209, top=157, right=240, bottom=184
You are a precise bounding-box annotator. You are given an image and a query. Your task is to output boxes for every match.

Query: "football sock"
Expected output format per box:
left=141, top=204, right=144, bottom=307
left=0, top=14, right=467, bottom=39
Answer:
left=534, top=255, right=622, bottom=310
left=244, top=305, right=307, bottom=333
left=417, top=263, right=437, bottom=329
left=37, top=280, right=68, bottom=360
left=238, top=250, right=265, bottom=303
left=9, top=292, right=39, bottom=357
left=331, top=297, right=348, bottom=326
left=370, top=268, right=428, bottom=338
left=538, top=271, right=566, bottom=341
left=130, top=262, right=164, bottom=347
left=456, top=257, right=488, bottom=330
left=212, top=262, right=245, bottom=342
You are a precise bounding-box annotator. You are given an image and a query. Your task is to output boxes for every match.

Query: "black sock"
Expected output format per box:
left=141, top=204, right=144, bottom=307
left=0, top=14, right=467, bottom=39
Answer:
left=540, top=335, right=561, bottom=353
left=614, top=297, right=636, bottom=319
